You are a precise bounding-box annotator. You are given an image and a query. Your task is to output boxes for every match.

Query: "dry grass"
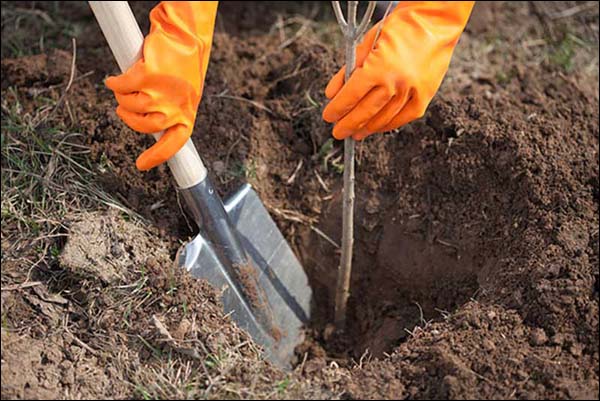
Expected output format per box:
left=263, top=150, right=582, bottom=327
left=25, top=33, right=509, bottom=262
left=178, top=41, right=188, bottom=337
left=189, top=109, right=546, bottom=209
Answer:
left=1, top=1, right=145, bottom=272
left=0, top=64, right=140, bottom=279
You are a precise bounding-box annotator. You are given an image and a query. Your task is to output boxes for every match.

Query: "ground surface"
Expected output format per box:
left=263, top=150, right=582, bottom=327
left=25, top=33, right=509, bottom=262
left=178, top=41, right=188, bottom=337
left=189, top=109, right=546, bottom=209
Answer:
left=1, top=1, right=599, bottom=399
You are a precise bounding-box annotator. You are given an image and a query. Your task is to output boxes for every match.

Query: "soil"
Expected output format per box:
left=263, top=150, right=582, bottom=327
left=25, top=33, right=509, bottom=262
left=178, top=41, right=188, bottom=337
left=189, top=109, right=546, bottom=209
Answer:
left=1, top=329, right=118, bottom=399
left=233, top=260, right=283, bottom=342
left=234, top=262, right=263, bottom=311
left=2, top=211, right=286, bottom=399
left=2, top=1, right=598, bottom=399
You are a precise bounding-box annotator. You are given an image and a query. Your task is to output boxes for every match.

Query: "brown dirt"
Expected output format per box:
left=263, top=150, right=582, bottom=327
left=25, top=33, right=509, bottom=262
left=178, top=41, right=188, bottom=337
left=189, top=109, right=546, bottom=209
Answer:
left=59, top=211, right=171, bottom=283
left=233, top=260, right=283, bottom=342
left=2, top=1, right=598, bottom=399
left=234, top=262, right=263, bottom=310
left=2, top=211, right=288, bottom=399
left=1, top=329, right=118, bottom=399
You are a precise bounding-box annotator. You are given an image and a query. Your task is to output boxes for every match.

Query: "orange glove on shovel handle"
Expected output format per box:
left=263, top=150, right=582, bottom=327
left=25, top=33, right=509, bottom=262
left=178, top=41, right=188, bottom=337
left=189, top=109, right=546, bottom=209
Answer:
left=323, top=1, right=475, bottom=140
left=105, top=1, right=218, bottom=171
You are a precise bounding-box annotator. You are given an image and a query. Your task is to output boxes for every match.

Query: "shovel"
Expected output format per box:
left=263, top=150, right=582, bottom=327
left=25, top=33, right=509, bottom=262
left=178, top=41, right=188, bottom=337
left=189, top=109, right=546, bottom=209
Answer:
left=89, top=1, right=312, bottom=368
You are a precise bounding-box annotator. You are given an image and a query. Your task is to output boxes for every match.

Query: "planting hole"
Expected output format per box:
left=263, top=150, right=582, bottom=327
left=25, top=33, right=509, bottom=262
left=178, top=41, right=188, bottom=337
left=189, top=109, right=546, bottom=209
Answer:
left=299, top=194, right=486, bottom=358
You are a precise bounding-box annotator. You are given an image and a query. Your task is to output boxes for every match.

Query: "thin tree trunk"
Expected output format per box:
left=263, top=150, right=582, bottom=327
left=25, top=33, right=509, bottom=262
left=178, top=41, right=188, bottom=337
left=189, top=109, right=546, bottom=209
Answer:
left=332, top=1, right=375, bottom=331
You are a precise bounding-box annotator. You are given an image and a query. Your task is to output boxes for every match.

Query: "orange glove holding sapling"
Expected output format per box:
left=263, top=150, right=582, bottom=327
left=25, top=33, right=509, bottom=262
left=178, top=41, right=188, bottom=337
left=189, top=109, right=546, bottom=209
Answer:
left=323, top=1, right=474, bottom=140
left=106, top=1, right=218, bottom=171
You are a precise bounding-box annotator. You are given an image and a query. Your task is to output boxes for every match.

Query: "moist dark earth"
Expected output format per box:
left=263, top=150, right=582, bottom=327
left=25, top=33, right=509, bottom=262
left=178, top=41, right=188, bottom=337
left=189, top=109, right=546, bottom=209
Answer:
left=1, top=1, right=599, bottom=399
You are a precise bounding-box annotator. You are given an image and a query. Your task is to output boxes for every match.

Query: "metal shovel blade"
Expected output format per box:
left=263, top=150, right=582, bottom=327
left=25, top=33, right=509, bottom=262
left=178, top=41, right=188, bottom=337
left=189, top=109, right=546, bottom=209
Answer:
left=176, top=183, right=312, bottom=368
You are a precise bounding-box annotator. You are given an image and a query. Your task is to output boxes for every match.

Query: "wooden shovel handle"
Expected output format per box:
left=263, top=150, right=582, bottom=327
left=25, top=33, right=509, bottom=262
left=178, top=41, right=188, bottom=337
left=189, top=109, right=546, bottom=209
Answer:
left=89, top=1, right=207, bottom=189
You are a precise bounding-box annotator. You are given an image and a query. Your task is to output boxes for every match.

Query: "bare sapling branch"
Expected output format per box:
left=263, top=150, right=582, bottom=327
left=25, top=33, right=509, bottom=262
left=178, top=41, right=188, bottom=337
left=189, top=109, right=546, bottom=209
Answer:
left=332, top=1, right=347, bottom=30
left=357, top=2, right=376, bottom=35
left=332, top=1, right=376, bottom=331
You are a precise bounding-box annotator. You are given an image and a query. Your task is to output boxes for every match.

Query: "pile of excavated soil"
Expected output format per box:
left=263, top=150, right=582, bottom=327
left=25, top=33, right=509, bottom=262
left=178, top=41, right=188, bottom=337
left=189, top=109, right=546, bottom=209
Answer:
left=2, top=1, right=598, bottom=399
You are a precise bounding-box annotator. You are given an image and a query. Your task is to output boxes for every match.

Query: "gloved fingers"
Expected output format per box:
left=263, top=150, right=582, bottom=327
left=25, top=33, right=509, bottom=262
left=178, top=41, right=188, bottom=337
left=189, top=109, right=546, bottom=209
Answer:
left=105, top=62, right=146, bottom=95
left=115, top=106, right=172, bottom=134
left=135, top=124, right=191, bottom=171
left=378, top=94, right=429, bottom=133
left=354, top=89, right=411, bottom=139
left=351, top=122, right=384, bottom=141
left=325, top=24, right=380, bottom=100
left=331, top=86, right=394, bottom=140
left=325, top=68, right=346, bottom=100
left=113, top=92, right=154, bottom=114
left=350, top=90, right=417, bottom=140
left=351, top=129, right=372, bottom=141
left=322, top=67, right=378, bottom=123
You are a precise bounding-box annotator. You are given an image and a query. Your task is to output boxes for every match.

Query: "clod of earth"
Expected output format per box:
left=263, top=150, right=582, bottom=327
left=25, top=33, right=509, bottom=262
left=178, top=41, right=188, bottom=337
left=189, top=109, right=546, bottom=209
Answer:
left=60, top=211, right=171, bottom=283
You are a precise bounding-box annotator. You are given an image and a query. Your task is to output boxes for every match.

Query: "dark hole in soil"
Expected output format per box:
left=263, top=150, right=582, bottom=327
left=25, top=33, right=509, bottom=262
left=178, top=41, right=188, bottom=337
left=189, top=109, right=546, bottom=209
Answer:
left=298, top=193, right=484, bottom=358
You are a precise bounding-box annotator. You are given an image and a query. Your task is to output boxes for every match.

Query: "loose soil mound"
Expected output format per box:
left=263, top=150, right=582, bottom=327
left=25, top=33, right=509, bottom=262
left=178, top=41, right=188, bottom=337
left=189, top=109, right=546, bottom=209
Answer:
left=2, top=1, right=598, bottom=399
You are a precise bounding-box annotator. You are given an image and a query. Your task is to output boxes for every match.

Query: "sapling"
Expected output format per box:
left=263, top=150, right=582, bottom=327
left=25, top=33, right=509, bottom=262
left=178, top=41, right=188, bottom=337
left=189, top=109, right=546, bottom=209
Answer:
left=331, top=0, right=376, bottom=331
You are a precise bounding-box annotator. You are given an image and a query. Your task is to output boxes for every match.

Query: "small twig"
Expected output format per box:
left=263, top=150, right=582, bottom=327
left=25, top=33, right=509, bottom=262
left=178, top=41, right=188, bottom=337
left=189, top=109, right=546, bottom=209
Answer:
left=331, top=2, right=347, bottom=29
left=358, top=348, right=370, bottom=368
left=357, top=2, right=377, bottom=35
left=65, top=100, right=75, bottom=125
left=314, top=170, right=330, bottom=192
left=153, top=315, right=175, bottom=341
left=466, top=367, right=500, bottom=387
left=372, top=1, right=394, bottom=47
left=211, top=93, right=274, bottom=115
left=224, top=136, right=244, bottom=171
left=310, top=225, right=340, bottom=249
left=34, top=38, right=77, bottom=129
left=413, top=301, right=427, bottom=326
left=28, top=70, right=94, bottom=96
left=64, top=38, right=77, bottom=92
left=279, top=18, right=311, bottom=49
left=322, top=147, right=341, bottom=169
left=1, top=281, right=43, bottom=291
left=549, top=1, right=597, bottom=19
left=286, top=160, right=304, bottom=184
left=65, top=329, right=99, bottom=356
left=435, top=308, right=451, bottom=320
left=7, top=7, right=56, bottom=25
left=297, top=351, right=309, bottom=375
left=436, top=238, right=459, bottom=250
left=266, top=203, right=318, bottom=225
left=272, top=66, right=309, bottom=86
left=404, top=326, right=422, bottom=338
left=149, top=200, right=165, bottom=211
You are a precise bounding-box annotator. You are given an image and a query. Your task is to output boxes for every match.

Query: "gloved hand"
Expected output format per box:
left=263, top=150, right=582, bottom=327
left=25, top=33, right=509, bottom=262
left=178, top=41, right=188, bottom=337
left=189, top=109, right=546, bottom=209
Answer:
left=106, top=1, right=218, bottom=171
left=323, top=1, right=474, bottom=140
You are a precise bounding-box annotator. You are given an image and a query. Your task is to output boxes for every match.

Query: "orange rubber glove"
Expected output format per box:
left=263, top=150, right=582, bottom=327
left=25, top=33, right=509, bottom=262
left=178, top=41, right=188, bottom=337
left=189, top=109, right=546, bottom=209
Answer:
left=323, top=1, right=474, bottom=140
left=106, top=1, right=218, bottom=171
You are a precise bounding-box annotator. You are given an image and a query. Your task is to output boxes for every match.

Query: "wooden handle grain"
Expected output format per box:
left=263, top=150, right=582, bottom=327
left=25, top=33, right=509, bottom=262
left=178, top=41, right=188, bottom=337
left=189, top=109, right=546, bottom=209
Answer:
left=89, top=1, right=207, bottom=189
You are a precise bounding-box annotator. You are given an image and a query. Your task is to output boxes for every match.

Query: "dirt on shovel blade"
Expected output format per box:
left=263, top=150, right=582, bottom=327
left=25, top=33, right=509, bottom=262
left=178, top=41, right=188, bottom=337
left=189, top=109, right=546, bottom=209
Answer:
left=1, top=1, right=598, bottom=399
left=232, top=260, right=283, bottom=342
